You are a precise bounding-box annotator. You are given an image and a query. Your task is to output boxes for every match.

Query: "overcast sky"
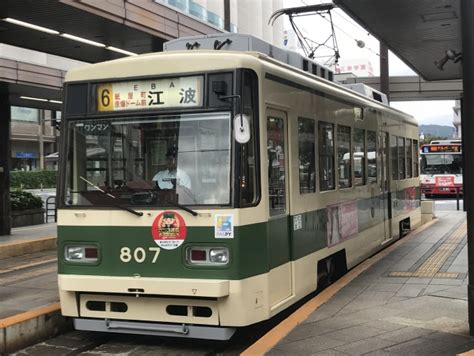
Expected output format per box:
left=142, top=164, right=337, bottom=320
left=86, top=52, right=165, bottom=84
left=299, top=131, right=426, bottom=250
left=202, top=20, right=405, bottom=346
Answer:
left=282, top=0, right=456, bottom=127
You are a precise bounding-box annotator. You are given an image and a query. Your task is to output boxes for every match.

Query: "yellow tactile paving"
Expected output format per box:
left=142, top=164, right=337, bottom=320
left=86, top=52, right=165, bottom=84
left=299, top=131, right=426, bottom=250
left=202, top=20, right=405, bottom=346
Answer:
left=389, top=222, right=466, bottom=279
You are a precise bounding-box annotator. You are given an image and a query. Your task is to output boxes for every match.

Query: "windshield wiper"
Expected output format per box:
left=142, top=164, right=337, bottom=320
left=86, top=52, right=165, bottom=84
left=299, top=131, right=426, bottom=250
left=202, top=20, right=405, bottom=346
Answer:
left=129, top=189, right=198, bottom=217
left=79, top=176, right=143, bottom=217
left=160, top=196, right=198, bottom=217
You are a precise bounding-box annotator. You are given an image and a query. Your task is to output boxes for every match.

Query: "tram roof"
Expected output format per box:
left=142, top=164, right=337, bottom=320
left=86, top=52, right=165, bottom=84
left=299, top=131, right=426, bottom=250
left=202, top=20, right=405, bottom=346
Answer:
left=65, top=49, right=417, bottom=126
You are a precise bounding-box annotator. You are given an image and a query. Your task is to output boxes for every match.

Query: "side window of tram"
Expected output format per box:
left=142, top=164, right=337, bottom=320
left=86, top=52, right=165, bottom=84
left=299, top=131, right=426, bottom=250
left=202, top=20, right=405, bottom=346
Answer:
left=406, top=138, right=413, bottom=178
left=354, top=128, right=366, bottom=186
left=391, top=135, right=399, bottom=180
left=398, top=137, right=406, bottom=179
left=239, top=70, right=258, bottom=206
left=413, top=139, right=419, bottom=177
left=319, top=122, right=335, bottom=191
left=267, top=117, right=286, bottom=216
left=337, top=125, right=351, bottom=188
left=298, top=118, right=316, bottom=193
left=367, top=130, right=377, bottom=183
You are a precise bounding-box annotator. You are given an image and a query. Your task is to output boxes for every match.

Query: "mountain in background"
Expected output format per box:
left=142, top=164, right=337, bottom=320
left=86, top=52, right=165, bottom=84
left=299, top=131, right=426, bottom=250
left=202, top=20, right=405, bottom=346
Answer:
left=419, top=124, right=454, bottom=138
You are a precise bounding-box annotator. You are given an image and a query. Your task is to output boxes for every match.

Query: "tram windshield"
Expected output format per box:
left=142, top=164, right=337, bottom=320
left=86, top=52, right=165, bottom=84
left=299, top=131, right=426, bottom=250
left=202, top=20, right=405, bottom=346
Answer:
left=420, top=154, right=463, bottom=175
left=64, top=112, right=231, bottom=207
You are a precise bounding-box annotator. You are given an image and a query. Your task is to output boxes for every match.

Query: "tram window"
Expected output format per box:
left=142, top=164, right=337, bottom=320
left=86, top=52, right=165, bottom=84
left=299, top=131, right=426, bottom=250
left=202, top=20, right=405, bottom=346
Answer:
left=354, top=128, right=366, bottom=186
left=398, top=137, right=406, bottom=179
left=367, top=130, right=377, bottom=183
left=413, top=139, right=419, bottom=177
left=391, top=135, right=398, bottom=180
left=319, top=122, right=335, bottom=191
left=406, top=138, right=413, bottom=178
left=337, top=125, right=351, bottom=188
left=298, top=118, right=316, bottom=193
left=239, top=70, right=258, bottom=206
left=64, top=113, right=231, bottom=207
left=267, top=116, right=286, bottom=216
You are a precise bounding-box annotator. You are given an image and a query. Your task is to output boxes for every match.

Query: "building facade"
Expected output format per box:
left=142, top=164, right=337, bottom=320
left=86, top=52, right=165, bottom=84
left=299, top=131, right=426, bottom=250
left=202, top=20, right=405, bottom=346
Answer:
left=155, top=0, right=284, bottom=45
left=11, top=106, right=59, bottom=171
left=6, top=0, right=285, bottom=172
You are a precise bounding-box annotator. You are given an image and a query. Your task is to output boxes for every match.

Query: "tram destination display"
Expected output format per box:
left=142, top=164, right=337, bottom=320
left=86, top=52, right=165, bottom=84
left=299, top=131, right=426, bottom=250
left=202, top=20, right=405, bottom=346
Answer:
left=96, top=76, right=203, bottom=112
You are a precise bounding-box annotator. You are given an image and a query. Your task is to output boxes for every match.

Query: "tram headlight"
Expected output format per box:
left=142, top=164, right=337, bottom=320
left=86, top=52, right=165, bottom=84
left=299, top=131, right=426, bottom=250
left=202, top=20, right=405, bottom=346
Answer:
left=65, top=245, right=99, bottom=263
left=186, top=246, right=229, bottom=265
left=209, top=248, right=229, bottom=264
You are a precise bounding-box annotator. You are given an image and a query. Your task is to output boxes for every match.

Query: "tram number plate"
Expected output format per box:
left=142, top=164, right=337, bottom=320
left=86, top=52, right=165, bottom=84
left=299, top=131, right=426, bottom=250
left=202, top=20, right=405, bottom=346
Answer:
left=120, top=247, right=161, bottom=264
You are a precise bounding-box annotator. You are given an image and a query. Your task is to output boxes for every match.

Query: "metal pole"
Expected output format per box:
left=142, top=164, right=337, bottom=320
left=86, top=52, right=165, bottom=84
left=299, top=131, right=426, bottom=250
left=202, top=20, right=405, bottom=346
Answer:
left=39, top=109, right=45, bottom=170
left=224, top=0, right=231, bottom=32
left=461, top=98, right=466, bottom=212
left=379, top=42, right=390, bottom=103
left=461, top=0, right=474, bottom=336
left=456, top=186, right=460, bottom=211
left=0, top=84, right=11, bottom=236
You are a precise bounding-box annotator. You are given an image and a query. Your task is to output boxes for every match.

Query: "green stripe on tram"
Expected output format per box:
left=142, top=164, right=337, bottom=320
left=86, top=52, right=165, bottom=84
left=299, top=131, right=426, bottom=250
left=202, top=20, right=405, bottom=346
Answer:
left=58, top=224, right=270, bottom=280
left=58, top=188, right=420, bottom=280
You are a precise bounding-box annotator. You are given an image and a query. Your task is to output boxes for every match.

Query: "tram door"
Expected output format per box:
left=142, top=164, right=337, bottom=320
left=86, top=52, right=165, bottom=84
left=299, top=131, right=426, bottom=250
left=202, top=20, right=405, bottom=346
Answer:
left=380, top=132, right=392, bottom=242
left=266, top=108, right=292, bottom=308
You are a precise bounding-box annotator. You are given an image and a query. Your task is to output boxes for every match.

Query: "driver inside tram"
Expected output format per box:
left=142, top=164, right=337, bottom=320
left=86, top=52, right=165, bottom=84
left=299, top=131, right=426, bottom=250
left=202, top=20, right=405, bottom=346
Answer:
left=152, top=147, right=191, bottom=190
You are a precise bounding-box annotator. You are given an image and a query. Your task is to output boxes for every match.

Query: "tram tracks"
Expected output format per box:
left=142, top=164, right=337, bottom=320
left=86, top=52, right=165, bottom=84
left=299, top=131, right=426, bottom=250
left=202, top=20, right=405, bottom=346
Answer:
left=0, top=250, right=57, bottom=286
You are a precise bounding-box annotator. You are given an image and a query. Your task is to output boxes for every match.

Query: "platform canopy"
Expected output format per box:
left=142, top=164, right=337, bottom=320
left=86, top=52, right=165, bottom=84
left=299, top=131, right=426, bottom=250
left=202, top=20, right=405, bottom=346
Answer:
left=0, top=0, right=221, bottom=63
left=334, top=0, right=461, bottom=81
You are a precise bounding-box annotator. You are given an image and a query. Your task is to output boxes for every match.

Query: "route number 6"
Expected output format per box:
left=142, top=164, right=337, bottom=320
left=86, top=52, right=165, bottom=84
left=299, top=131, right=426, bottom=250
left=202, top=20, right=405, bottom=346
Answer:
left=120, top=247, right=161, bottom=263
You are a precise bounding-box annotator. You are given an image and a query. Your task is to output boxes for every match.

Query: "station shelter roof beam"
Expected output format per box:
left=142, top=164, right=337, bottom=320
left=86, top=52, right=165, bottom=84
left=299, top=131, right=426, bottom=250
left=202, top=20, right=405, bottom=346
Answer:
left=0, top=0, right=223, bottom=64
left=0, top=57, right=63, bottom=111
left=333, top=0, right=462, bottom=81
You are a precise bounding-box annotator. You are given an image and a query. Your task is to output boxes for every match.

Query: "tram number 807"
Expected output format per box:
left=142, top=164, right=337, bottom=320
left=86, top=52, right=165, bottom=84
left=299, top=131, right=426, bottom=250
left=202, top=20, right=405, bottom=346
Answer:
left=120, top=247, right=161, bottom=264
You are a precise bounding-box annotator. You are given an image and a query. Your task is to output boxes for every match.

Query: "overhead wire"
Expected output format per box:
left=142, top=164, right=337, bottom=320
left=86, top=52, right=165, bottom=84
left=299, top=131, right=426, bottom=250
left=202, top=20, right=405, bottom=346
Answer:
left=294, top=0, right=380, bottom=57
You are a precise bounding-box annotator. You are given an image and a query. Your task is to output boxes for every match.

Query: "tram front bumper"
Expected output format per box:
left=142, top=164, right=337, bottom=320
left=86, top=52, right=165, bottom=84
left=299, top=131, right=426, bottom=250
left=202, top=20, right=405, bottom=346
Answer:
left=74, top=318, right=236, bottom=340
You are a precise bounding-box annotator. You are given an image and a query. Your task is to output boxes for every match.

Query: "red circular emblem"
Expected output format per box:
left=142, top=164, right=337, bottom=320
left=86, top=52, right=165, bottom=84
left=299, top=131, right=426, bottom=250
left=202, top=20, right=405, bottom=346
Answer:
left=151, top=211, right=187, bottom=250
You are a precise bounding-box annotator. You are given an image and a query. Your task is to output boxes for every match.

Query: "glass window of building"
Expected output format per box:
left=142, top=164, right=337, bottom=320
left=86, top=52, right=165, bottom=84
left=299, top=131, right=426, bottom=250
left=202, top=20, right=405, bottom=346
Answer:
left=298, top=118, right=316, bottom=193
left=167, top=0, right=188, bottom=11
left=337, top=125, right=351, bottom=188
left=354, top=128, right=366, bottom=186
left=189, top=1, right=207, bottom=20
left=319, top=122, right=335, bottom=191
left=207, top=10, right=224, bottom=28
left=11, top=106, right=39, bottom=123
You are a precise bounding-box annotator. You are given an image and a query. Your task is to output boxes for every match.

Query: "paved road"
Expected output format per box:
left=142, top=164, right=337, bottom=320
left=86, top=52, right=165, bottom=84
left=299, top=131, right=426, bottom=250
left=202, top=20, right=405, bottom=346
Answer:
left=431, top=197, right=464, bottom=211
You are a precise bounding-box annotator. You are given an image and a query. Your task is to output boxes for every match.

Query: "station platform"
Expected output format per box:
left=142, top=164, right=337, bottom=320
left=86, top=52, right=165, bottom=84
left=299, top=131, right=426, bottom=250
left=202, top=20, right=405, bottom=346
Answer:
left=245, top=210, right=474, bottom=355
left=2, top=211, right=474, bottom=354
left=0, top=223, right=64, bottom=353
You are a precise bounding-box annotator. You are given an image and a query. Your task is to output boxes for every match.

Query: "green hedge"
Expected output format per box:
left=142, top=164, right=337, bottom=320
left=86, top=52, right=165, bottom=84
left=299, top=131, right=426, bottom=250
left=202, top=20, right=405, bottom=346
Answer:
left=10, top=190, right=43, bottom=211
left=11, top=170, right=57, bottom=189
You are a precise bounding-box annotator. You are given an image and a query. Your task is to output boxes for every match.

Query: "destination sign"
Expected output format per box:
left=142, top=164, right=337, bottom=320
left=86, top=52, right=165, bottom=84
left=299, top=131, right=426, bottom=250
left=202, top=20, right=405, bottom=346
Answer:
left=422, top=144, right=461, bottom=153
left=96, top=76, right=203, bottom=112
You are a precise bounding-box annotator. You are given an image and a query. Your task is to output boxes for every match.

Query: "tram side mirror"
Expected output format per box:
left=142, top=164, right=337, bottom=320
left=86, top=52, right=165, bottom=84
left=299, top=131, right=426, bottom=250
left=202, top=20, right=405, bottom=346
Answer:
left=234, top=114, right=251, bottom=143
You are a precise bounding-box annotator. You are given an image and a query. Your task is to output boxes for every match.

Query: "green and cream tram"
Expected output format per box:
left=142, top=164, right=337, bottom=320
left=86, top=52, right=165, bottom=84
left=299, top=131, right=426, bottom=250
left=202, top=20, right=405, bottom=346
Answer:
left=58, top=34, right=421, bottom=340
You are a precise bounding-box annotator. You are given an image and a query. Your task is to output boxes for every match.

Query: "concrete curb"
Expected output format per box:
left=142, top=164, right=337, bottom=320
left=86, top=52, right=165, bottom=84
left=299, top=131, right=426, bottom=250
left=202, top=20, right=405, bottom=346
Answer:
left=0, top=236, right=57, bottom=259
left=0, top=303, right=72, bottom=354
